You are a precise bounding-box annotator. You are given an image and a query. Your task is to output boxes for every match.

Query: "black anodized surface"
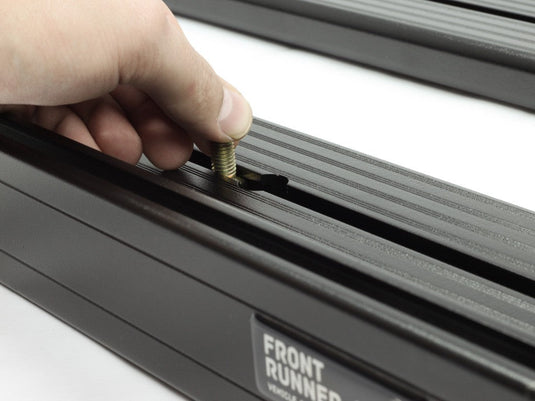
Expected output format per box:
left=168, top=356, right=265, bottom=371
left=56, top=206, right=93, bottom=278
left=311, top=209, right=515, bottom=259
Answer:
left=1, top=118, right=534, bottom=400
left=166, top=0, right=535, bottom=111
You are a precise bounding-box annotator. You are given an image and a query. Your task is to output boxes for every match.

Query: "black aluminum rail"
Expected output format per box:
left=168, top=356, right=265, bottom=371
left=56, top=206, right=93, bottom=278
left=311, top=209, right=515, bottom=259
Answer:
left=1, top=117, right=534, bottom=400
left=166, top=0, right=535, bottom=110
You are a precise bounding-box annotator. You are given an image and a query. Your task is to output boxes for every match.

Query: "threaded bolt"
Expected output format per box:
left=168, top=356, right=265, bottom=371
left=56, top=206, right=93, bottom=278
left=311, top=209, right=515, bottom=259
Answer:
left=211, top=141, right=237, bottom=180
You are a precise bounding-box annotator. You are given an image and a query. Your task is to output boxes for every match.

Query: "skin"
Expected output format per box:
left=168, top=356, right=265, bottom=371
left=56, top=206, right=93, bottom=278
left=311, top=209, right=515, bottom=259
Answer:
left=0, top=0, right=253, bottom=169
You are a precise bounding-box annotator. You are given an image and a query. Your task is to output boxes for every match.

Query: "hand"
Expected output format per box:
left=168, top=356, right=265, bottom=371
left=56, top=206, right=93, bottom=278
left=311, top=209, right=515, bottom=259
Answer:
left=0, top=0, right=252, bottom=169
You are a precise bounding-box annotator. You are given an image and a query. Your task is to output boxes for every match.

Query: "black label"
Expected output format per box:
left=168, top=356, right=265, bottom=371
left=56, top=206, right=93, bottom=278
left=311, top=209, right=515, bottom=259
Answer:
left=251, top=317, right=413, bottom=401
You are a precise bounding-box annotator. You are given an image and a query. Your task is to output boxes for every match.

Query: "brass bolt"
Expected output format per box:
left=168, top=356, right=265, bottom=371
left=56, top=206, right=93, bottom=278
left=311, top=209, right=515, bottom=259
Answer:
left=211, top=141, right=237, bottom=180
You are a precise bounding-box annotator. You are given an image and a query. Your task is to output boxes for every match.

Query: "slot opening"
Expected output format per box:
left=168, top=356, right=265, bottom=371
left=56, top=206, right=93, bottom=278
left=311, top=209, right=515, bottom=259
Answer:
left=188, top=150, right=535, bottom=300
left=186, top=151, right=535, bottom=370
left=189, top=149, right=289, bottom=195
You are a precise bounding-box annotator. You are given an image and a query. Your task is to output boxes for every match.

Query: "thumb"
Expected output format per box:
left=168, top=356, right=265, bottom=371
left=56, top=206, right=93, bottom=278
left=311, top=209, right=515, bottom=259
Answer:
left=126, top=12, right=252, bottom=148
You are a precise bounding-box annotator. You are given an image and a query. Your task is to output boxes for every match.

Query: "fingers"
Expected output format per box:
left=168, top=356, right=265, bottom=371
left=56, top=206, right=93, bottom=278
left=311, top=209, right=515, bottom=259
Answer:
left=3, top=101, right=143, bottom=165
left=0, top=104, right=100, bottom=151
left=32, top=106, right=101, bottom=151
left=122, top=10, right=252, bottom=147
left=71, top=95, right=142, bottom=164
left=111, top=85, right=193, bottom=170
left=3, top=91, right=194, bottom=170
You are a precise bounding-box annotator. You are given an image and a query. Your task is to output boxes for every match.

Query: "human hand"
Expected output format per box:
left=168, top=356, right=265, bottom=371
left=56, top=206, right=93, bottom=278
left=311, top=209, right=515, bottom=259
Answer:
left=0, top=0, right=252, bottom=169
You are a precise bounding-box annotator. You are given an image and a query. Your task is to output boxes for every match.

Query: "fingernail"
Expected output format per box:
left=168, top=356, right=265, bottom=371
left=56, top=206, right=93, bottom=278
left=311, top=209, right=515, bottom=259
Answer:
left=218, top=87, right=252, bottom=140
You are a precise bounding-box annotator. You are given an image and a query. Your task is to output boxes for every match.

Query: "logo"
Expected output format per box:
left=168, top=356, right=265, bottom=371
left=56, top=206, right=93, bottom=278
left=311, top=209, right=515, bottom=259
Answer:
left=263, top=332, right=341, bottom=401
left=251, top=317, right=411, bottom=401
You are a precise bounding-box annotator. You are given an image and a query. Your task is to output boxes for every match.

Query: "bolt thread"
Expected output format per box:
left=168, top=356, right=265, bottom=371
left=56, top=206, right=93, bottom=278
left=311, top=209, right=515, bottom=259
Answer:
left=211, top=142, right=237, bottom=179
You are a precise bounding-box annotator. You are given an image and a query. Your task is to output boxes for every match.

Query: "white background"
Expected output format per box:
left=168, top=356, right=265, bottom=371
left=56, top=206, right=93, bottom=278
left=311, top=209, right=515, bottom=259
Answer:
left=2, top=14, right=535, bottom=401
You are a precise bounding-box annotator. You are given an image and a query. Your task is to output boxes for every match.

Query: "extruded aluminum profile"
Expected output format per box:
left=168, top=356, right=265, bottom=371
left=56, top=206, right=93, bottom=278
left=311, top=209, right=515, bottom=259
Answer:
left=1, top=117, right=534, bottom=401
left=166, top=0, right=535, bottom=111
